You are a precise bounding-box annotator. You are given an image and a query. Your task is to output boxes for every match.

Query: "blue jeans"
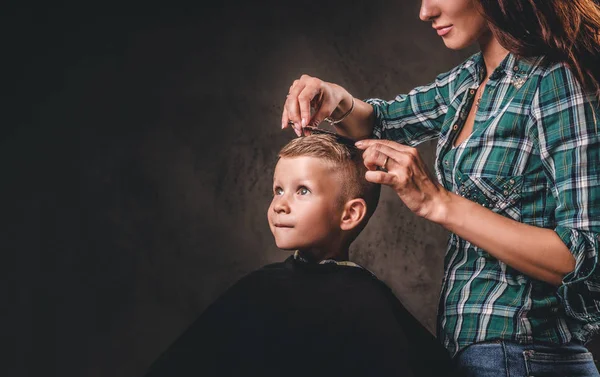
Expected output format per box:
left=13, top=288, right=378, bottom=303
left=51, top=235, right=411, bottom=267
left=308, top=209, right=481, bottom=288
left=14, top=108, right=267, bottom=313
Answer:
left=454, top=340, right=600, bottom=376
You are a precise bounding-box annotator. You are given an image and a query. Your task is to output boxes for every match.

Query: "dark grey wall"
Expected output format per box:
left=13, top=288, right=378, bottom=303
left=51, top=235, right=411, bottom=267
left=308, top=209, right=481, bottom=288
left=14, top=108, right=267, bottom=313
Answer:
left=9, top=2, right=595, bottom=377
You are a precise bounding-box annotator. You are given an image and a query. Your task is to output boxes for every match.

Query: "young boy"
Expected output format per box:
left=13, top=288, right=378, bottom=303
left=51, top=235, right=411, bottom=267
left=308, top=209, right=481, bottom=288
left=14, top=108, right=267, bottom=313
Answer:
left=143, top=133, right=456, bottom=377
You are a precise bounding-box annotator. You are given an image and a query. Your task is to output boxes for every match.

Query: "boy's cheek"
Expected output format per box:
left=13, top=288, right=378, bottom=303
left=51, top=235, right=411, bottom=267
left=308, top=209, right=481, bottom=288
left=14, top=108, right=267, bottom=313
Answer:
left=266, top=206, right=275, bottom=225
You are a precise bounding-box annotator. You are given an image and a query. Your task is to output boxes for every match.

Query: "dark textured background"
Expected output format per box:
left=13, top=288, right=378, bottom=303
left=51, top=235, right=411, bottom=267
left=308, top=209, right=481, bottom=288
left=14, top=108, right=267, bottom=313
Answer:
left=4, top=1, right=598, bottom=376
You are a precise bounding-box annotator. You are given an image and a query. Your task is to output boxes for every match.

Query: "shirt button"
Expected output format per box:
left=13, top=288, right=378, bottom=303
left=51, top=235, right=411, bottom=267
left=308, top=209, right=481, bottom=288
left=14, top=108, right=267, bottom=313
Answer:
left=509, top=179, right=515, bottom=184
left=444, top=160, right=449, bottom=166
left=513, top=65, right=520, bottom=72
left=453, top=124, right=459, bottom=131
left=469, top=89, right=475, bottom=95
left=503, top=190, right=509, bottom=195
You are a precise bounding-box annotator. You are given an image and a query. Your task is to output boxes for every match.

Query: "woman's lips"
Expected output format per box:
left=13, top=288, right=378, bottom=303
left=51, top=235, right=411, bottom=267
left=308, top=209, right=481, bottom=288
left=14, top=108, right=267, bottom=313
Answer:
left=436, top=25, right=453, bottom=36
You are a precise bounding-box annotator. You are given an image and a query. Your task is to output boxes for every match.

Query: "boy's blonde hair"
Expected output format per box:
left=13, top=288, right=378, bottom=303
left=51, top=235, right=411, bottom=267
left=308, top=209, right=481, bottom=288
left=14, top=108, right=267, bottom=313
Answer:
left=278, top=133, right=381, bottom=239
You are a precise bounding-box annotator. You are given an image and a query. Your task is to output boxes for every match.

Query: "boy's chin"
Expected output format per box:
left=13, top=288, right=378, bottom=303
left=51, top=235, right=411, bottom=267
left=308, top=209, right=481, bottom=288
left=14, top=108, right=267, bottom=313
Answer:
left=275, top=242, right=305, bottom=251
left=274, top=239, right=314, bottom=251
left=277, top=245, right=298, bottom=251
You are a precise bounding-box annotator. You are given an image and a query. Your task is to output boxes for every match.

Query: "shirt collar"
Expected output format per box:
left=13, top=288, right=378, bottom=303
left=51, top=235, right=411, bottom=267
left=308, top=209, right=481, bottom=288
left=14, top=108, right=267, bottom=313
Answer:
left=468, top=51, right=543, bottom=83
left=293, top=250, right=367, bottom=270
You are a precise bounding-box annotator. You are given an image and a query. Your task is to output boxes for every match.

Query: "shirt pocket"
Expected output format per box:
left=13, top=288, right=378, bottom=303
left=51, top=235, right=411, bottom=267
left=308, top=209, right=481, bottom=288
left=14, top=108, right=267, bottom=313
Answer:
left=456, top=173, right=523, bottom=222
left=456, top=174, right=523, bottom=260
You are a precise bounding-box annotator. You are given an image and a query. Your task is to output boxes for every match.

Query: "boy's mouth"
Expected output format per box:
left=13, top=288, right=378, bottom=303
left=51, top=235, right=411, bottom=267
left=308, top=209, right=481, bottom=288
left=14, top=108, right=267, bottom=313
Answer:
left=274, top=223, right=294, bottom=228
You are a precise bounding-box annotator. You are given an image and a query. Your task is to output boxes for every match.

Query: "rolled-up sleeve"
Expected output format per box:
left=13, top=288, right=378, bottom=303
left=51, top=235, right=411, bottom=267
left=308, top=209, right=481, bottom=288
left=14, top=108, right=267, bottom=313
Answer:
left=531, top=63, right=600, bottom=324
left=364, top=64, right=461, bottom=147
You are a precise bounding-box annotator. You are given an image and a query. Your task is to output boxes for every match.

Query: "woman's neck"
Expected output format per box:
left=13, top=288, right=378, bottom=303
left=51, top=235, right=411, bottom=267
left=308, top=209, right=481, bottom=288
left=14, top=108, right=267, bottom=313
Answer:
left=478, top=29, right=510, bottom=79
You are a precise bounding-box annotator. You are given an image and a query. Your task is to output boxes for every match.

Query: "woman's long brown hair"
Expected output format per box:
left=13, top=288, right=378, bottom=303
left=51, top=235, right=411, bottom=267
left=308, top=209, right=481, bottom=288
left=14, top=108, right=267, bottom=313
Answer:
left=478, top=0, right=600, bottom=98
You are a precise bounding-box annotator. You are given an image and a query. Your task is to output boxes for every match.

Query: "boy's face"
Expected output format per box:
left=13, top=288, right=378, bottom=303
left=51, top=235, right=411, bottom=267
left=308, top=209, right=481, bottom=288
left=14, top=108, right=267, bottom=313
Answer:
left=268, top=156, right=344, bottom=251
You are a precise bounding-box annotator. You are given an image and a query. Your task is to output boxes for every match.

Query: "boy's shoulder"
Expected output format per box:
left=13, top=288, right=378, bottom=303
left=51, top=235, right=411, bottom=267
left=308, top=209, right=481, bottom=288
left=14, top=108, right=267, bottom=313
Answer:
left=224, top=256, right=295, bottom=288
left=258, top=256, right=293, bottom=270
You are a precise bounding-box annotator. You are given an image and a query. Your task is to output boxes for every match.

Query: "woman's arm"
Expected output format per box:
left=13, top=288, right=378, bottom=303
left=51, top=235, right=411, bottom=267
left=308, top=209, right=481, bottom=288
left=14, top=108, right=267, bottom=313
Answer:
left=530, top=64, right=600, bottom=321
left=356, top=62, right=600, bottom=294
left=356, top=139, right=575, bottom=286
left=282, top=77, right=376, bottom=138
left=332, top=92, right=376, bottom=141
left=436, top=191, right=575, bottom=286
left=281, top=59, right=466, bottom=143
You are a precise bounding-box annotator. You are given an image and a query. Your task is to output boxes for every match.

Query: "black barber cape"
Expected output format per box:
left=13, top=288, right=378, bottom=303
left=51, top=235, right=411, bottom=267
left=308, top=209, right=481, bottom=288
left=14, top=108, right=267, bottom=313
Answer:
left=143, top=255, right=456, bottom=377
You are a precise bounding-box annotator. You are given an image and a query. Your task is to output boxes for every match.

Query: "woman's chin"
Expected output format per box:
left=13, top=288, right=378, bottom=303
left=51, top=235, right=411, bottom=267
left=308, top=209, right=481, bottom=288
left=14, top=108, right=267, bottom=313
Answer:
left=442, top=38, right=471, bottom=50
left=440, top=32, right=480, bottom=51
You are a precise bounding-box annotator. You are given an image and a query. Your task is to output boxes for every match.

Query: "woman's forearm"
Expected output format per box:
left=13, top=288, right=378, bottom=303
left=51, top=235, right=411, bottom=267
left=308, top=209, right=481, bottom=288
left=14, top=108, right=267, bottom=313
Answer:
left=435, top=191, right=575, bottom=286
left=332, top=89, right=376, bottom=141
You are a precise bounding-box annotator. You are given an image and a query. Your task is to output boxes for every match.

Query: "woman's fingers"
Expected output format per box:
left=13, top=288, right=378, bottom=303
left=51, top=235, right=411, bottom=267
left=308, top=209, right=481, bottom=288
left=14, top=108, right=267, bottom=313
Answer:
left=360, top=140, right=431, bottom=193
left=281, top=81, right=297, bottom=129
left=298, top=84, right=321, bottom=128
left=355, top=138, right=415, bottom=154
left=310, top=93, right=339, bottom=127
left=361, top=142, right=416, bottom=172
left=356, top=138, right=448, bottom=219
left=364, top=170, right=397, bottom=186
left=284, top=76, right=317, bottom=131
left=282, top=74, right=347, bottom=135
left=362, top=147, right=393, bottom=172
left=284, top=80, right=307, bottom=135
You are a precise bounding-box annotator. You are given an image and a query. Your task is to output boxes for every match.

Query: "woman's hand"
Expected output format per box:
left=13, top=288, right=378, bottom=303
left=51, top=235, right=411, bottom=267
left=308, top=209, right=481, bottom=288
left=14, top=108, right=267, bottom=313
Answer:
left=282, top=74, right=353, bottom=136
left=355, top=139, right=451, bottom=223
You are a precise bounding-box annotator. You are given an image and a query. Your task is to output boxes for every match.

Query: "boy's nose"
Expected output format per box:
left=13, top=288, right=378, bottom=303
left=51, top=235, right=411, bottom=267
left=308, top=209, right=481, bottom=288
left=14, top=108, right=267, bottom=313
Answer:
left=273, top=197, right=291, bottom=214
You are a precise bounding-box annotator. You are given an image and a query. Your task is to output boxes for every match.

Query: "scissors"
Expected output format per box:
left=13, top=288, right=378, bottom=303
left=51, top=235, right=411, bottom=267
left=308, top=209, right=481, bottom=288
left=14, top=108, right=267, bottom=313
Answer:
left=287, top=122, right=356, bottom=143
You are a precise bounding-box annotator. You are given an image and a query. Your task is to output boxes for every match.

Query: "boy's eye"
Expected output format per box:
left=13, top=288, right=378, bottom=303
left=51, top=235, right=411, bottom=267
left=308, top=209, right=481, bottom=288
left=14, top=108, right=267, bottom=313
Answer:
left=297, top=187, right=310, bottom=195
left=274, top=187, right=283, bottom=195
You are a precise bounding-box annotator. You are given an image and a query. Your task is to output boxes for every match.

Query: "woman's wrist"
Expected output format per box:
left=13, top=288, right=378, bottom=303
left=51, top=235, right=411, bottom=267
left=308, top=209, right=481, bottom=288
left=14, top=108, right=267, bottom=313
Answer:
left=426, top=189, right=461, bottom=228
left=325, top=96, right=355, bottom=125
left=331, top=87, right=354, bottom=119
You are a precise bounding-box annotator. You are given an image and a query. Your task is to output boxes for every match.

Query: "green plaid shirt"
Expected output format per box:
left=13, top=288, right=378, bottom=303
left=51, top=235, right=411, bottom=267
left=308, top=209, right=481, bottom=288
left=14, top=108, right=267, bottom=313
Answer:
left=365, top=52, right=600, bottom=357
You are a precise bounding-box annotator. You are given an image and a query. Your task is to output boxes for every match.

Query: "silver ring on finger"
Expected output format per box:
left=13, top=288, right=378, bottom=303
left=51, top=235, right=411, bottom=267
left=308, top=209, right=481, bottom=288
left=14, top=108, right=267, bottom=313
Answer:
left=381, top=156, right=389, bottom=172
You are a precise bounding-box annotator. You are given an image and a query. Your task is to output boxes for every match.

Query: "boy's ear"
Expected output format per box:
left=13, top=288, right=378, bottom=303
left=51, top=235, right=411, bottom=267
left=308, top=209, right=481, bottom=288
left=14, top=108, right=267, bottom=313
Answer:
left=340, top=198, right=367, bottom=231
